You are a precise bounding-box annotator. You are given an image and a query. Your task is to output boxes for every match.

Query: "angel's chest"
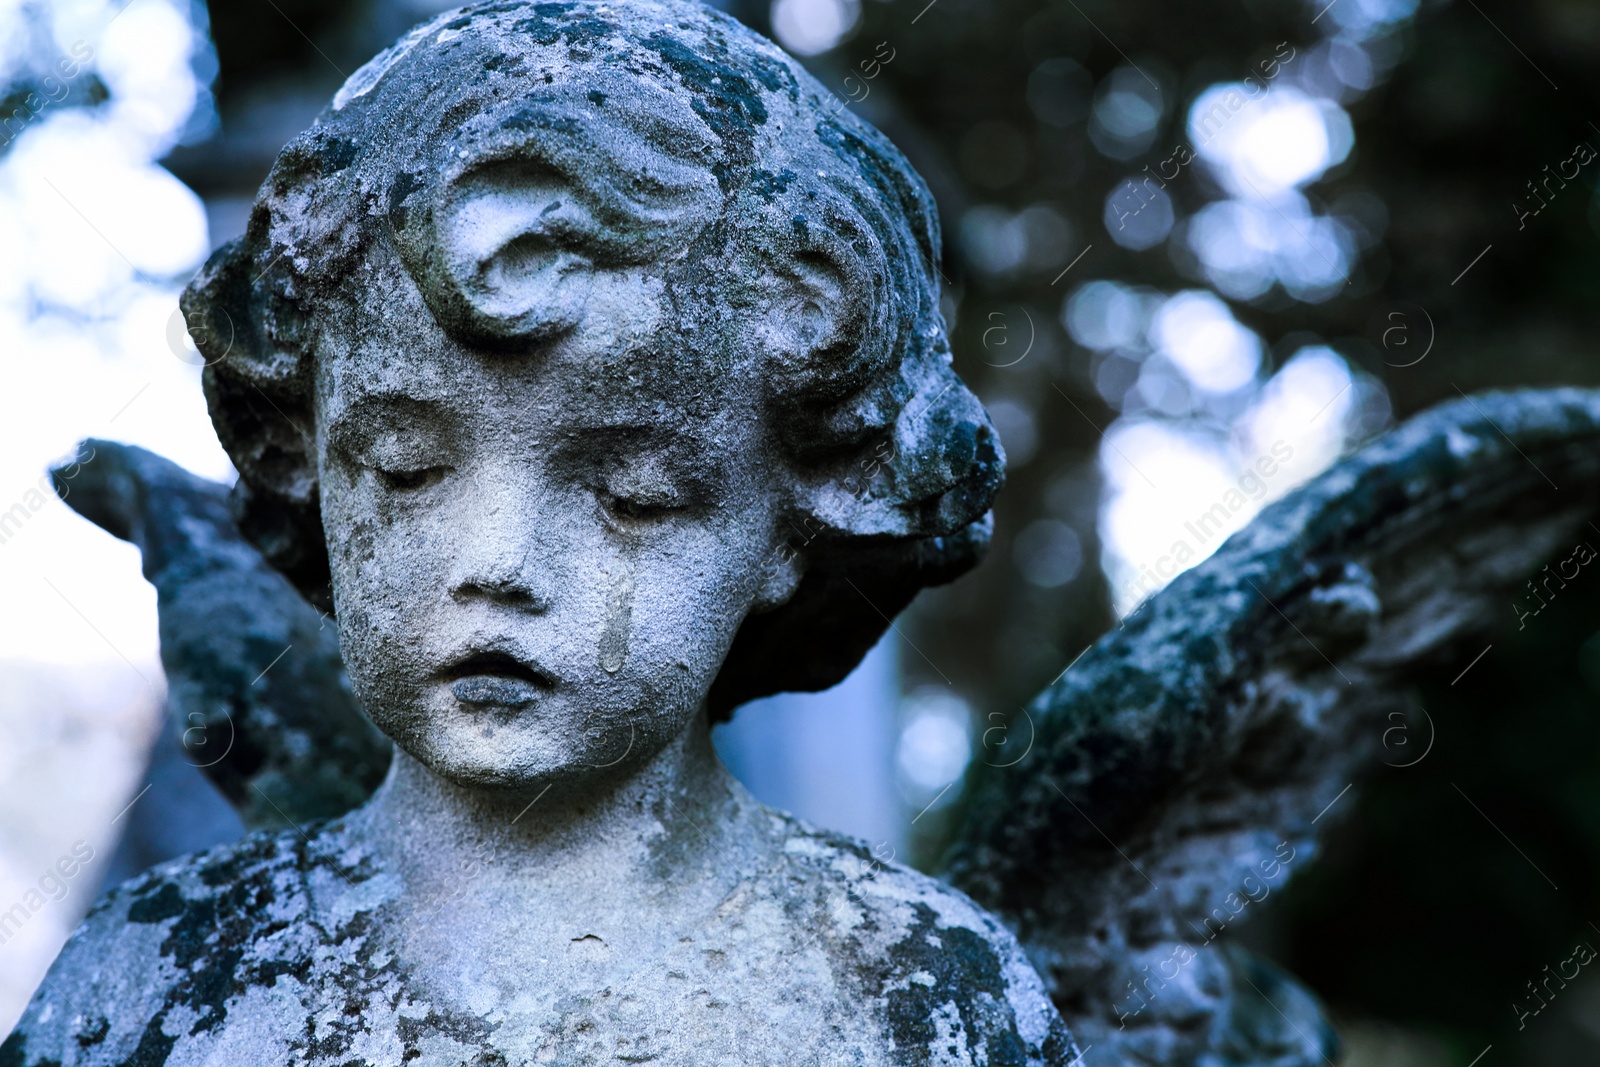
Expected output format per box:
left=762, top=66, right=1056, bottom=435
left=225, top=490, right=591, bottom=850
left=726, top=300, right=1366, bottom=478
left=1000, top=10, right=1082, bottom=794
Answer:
left=135, top=923, right=904, bottom=1067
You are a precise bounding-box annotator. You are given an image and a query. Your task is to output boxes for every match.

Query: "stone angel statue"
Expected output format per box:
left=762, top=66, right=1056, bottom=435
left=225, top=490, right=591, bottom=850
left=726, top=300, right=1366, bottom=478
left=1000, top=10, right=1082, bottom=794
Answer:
left=5, top=2, right=1600, bottom=1064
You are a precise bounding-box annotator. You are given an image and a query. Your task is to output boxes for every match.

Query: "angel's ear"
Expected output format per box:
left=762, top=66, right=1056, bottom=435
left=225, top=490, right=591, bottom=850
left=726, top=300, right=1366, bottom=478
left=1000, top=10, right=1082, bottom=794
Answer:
left=759, top=251, right=859, bottom=381
left=187, top=229, right=332, bottom=612
left=752, top=211, right=891, bottom=406
left=405, top=160, right=596, bottom=348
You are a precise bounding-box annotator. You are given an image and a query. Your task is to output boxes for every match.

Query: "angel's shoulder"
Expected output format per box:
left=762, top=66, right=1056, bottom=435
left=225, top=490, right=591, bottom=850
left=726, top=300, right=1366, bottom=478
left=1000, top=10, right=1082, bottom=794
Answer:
left=760, top=811, right=1081, bottom=1066
left=1, top=823, right=371, bottom=1067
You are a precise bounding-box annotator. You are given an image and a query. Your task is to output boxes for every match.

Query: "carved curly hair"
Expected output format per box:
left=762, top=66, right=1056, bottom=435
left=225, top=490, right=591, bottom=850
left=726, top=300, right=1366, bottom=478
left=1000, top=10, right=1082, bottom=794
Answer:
left=180, top=0, right=1002, bottom=720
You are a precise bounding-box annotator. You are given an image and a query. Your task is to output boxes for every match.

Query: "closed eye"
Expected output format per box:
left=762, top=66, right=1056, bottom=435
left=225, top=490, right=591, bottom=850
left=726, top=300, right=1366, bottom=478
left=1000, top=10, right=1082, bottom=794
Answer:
left=377, top=466, right=452, bottom=491
left=599, top=490, right=683, bottom=523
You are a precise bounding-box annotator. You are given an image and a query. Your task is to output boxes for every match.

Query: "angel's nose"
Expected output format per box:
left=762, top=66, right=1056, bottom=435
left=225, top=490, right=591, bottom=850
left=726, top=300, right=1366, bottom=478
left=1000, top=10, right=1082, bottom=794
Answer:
left=449, top=473, right=559, bottom=612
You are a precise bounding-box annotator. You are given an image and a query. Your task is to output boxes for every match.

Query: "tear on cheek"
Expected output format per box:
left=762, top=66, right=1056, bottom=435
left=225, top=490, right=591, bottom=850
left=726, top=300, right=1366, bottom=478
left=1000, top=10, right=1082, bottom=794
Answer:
left=599, top=564, right=634, bottom=674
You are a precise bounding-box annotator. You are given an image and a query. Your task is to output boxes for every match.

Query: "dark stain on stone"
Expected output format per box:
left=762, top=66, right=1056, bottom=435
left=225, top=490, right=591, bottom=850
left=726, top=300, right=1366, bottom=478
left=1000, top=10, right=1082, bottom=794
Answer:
left=513, top=3, right=613, bottom=49
left=750, top=167, right=796, bottom=202
left=878, top=903, right=1021, bottom=1066
left=482, top=52, right=524, bottom=74
left=75, top=1017, right=109, bottom=1050
left=120, top=1011, right=177, bottom=1067
left=642, top=29, right=768, bottom=192
left=127, top=882, right=185, bottom=925
left=0, top=1032, right=32, bottom=1067
left=388, top=172, right=421, bottom=230
left=44, top=829, right=385, bottom=1065
left=309, top=134, right=359, bottom=176
left=502, top=108, right=580, bottom=136
left=397, top=1008, right=506, bottom=1065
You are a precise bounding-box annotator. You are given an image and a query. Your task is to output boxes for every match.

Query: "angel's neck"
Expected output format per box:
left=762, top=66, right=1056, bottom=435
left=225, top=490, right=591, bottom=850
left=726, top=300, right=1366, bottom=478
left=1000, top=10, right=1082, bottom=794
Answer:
left=349, top=712, right=757, bottom=907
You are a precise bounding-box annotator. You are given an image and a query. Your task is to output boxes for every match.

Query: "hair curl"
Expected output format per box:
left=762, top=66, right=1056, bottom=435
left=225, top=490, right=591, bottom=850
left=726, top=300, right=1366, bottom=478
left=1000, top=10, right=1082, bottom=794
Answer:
left=181, top=0, right=1003, bottom=720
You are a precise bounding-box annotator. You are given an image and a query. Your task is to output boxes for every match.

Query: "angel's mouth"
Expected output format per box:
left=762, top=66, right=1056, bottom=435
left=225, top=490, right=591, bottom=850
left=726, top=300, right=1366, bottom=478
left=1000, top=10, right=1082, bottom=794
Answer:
left=440, top=652, right=555, bottom=709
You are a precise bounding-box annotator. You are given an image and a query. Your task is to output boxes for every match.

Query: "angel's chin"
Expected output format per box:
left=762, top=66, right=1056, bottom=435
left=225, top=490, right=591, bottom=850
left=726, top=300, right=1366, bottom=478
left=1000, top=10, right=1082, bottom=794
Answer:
left=399, top=722, right=651, bottom=796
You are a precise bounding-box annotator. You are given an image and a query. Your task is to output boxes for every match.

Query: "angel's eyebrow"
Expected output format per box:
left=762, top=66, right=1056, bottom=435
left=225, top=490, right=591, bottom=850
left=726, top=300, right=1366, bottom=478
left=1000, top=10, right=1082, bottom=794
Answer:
left=559, top=422, right=732, bottom=486
left=323, top=393, right=453, bottom=455
left=563, top=423, right=701, bottom=463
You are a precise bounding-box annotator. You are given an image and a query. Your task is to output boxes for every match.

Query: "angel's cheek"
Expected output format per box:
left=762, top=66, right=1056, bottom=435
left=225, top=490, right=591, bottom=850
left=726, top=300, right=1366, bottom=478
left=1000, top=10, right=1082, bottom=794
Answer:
left=324, top=498, right=439, bottom=737
left=598, top=521, right=776, bottom=729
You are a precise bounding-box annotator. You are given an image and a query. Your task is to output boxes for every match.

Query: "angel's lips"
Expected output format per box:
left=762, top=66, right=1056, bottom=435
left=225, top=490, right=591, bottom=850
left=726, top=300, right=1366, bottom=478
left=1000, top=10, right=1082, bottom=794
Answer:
left=440, top=652, right=555, bottom=709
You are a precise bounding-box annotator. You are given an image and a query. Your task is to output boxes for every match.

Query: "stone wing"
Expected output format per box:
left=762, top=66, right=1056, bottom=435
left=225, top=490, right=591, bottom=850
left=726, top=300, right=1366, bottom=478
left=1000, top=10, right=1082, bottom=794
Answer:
left=941, top=388, right=1600, bottom=1066
left=50, top=440, right=390, bottom=830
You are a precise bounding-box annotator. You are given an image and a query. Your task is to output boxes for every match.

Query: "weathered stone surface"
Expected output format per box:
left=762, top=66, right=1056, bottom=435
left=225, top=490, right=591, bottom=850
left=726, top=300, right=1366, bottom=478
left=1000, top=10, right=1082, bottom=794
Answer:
left=181, top=0, right=1000, bottom=718
left=50, top=387, right=1599, bottom=1067
left=945, top=387, right=1600, bottom=1065
left=3, top=793, right=1071, bottom=1066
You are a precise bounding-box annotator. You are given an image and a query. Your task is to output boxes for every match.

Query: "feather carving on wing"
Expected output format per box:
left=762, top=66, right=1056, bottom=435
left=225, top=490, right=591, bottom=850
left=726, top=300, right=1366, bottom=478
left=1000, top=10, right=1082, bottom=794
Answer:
left=941, top=388, right=1600, bottom=1065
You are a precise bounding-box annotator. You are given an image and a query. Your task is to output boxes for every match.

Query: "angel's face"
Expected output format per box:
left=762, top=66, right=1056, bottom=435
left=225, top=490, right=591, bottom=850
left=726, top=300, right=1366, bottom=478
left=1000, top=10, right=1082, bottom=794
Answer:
left=314, top=240, right=796, bottom=793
